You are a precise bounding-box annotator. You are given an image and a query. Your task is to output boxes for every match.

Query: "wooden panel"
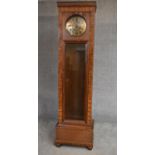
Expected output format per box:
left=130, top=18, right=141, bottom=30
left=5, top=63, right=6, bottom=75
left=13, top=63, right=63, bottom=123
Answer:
left=55, top=122, right=93, bottom=148
left=57, top=1, right=96, bottom=8
left=64, top=43, right=86, bottom=120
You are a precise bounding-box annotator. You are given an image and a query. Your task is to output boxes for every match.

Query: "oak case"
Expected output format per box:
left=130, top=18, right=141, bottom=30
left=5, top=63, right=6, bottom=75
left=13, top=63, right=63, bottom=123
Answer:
left=55, top=1, right=96, bottom=150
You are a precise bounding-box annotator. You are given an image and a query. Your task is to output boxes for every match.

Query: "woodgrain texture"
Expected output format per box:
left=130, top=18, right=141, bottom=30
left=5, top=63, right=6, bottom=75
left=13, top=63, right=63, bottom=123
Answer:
left=56, top=1, right=96, bottom=150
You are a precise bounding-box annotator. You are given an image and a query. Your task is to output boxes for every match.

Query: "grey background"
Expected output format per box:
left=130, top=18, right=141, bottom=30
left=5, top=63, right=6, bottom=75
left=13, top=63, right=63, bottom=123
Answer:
left=38, top=0, right=117, bottom=154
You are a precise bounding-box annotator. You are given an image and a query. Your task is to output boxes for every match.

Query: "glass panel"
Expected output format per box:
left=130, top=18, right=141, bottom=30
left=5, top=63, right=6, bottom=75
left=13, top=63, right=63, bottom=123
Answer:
left=64, top=43, right=86, bottom=120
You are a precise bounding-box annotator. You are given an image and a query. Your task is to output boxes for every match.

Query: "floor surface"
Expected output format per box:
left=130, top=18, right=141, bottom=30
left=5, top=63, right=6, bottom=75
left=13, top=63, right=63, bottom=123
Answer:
left=38, top=119, right=116, bottom=155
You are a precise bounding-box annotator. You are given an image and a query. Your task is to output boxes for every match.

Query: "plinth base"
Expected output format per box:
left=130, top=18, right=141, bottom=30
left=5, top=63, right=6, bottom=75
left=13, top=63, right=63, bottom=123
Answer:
left=55, top=121, right=94, bottom=150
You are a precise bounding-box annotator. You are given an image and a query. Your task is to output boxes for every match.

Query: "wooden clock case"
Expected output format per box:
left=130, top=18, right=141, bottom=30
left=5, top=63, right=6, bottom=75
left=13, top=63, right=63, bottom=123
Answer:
left=55, top=1, right=96, bottom=150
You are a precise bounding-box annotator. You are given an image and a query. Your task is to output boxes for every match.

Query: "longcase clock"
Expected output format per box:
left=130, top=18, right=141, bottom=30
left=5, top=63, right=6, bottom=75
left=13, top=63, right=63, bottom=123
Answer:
left=55, top=1, right=96, bottom=150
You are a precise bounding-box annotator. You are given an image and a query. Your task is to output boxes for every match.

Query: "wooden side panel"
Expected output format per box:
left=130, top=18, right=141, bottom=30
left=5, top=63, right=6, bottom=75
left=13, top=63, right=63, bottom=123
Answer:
left=87, top=11, right=95, bottom=125
left=57, top=10, right=63, bottom=124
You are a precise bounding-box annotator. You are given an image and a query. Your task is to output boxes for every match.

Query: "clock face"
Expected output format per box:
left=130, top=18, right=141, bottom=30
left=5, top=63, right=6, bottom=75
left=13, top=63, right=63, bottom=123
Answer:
left=65, top=15, right=86, bottom=37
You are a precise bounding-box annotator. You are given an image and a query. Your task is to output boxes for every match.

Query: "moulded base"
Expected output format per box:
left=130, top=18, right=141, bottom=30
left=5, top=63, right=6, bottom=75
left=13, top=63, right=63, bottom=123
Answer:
left=55, top=120, right=94, bottom=150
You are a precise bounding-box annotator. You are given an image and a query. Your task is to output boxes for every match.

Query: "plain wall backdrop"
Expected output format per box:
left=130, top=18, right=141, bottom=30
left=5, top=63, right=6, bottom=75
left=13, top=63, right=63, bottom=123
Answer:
left=38, top=0, right=117, bottom=123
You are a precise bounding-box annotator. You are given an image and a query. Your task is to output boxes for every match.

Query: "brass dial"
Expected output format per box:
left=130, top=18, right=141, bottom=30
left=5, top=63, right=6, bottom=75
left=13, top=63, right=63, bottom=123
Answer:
left=65, top=15, right=86, bottom=36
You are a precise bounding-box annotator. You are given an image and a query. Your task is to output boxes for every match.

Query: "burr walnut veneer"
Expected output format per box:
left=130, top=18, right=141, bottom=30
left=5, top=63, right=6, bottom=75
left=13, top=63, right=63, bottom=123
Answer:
left=55, top=1, right=96, bottom=150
